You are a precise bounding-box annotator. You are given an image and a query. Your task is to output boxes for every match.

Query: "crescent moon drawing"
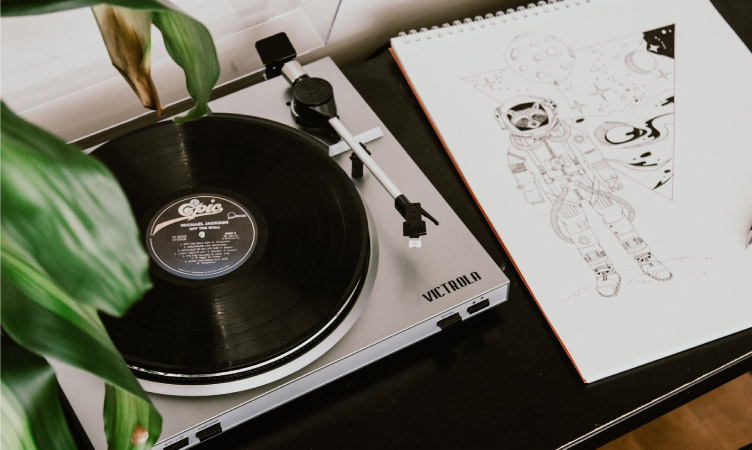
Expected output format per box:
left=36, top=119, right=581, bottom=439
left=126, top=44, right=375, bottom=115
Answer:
left=624, top=51, right=657, bottom=74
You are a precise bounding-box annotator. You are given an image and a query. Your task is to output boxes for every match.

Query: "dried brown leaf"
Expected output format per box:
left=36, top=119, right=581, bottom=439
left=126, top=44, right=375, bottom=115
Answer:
left=92, top=5, right=162, bottom=116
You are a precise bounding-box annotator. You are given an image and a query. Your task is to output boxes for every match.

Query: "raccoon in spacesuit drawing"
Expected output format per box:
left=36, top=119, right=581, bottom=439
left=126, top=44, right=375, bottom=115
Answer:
left=496, top=96, right=672, bottom=297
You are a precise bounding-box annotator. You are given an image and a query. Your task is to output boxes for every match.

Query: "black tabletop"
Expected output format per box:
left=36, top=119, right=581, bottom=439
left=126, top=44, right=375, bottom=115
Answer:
left=197, top=1, right=752, bottom=449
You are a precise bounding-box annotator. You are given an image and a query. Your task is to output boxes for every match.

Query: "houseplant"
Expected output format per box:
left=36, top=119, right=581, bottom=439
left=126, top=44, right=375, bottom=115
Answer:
left=1, top=1, right=220, bottom=448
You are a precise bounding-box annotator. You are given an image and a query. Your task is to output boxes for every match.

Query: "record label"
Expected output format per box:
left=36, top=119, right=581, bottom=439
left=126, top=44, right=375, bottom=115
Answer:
left=146, top=193, right=257, bottom=279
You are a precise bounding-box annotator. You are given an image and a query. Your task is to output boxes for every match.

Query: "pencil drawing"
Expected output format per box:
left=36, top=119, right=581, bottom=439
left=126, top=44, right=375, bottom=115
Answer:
left=465, top=25, right=676, bottom=297
left=495, top=97, right=672, bottom=297
left=466, top=25, right=676, bottom=199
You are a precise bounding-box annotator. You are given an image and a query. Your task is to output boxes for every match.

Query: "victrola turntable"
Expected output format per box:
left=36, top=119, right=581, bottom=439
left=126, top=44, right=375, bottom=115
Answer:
left=52, top=33, right=509, bottom=449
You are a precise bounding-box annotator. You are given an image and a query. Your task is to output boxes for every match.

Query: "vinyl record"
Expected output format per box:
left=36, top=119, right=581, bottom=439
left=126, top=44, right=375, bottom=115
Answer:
left=93, top=114, right=370, bottom=384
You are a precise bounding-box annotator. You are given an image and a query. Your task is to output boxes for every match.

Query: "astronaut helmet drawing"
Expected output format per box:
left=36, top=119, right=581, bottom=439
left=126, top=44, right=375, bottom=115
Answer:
left=495, top=95, right=672, bottom=298
left=495, top=96, right=573, bottom=153
left=495, top=96, right=557, bottom=136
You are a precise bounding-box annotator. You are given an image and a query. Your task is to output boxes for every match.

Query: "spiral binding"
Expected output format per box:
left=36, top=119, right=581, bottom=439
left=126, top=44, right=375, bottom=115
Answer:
left=394, top=0, right=592, bottom=44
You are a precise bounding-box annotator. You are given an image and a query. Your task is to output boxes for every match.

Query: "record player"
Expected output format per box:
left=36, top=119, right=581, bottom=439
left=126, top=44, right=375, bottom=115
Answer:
left=52, top=42, right=509, bottom=449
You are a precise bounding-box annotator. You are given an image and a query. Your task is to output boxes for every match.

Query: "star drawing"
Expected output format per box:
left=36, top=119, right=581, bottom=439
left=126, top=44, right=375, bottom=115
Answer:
left=590, top=83, right=609, bottom=100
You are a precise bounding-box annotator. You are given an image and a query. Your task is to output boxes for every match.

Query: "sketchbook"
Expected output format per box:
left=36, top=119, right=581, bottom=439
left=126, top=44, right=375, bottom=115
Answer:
left=391, top=0, right=752, bottom=382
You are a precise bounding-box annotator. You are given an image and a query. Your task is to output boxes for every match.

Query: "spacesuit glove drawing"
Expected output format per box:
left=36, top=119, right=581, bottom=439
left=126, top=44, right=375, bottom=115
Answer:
left=606, top=178, right=623, bottom=192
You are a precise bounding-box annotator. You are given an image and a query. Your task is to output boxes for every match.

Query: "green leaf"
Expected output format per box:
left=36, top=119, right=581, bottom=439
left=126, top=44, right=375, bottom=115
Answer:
left=104, top=385, right=162, bottom=450
left=1, top=240, right=163, bottom=449
left=1, top=338, right=78, bottom=450
left=1, top=101, right=151, bottom=317
left=1, top=0, right=220, bottom=122
left=1, top=101, right=161, bottom=448
left=2, top=241, right=139, bottom=396
left=153, top=8, right=219, bottom=122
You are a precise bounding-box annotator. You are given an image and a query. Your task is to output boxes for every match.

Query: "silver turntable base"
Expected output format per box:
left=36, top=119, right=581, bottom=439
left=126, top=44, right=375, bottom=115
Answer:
left=53, top=58, right=509, bottom=450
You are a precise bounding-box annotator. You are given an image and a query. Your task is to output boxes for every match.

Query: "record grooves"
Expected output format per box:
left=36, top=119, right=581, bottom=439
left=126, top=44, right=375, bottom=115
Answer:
left=93, top=114, right=371, bottom=384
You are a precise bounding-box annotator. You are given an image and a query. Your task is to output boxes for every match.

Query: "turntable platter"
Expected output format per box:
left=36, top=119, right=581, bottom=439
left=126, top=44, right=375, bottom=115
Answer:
left=93, top=114, right=370, bottom=385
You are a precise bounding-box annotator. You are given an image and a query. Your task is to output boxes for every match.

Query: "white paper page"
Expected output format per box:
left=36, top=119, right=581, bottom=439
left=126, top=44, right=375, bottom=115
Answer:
left=392, top=0, right=752, bottom=382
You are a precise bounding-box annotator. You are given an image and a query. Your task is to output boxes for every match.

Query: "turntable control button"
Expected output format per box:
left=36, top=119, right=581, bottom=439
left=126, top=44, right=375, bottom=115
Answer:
left=196, top=423, right=223, bottom=442
left=437, top=313, right=462, bottom=330
left=164, top=438, right=189, bottom=450
left=467, top=298, right=491, bottom=315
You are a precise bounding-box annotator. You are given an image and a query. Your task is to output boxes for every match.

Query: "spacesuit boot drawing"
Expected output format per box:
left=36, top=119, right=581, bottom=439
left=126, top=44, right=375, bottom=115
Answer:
left=605, top=216, right=673, bottom=281
left=561, top=211, right=621, bottom=297
left=633, top=251, right=673, bottom=281
left=591, top=263, right=621, bottom=298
